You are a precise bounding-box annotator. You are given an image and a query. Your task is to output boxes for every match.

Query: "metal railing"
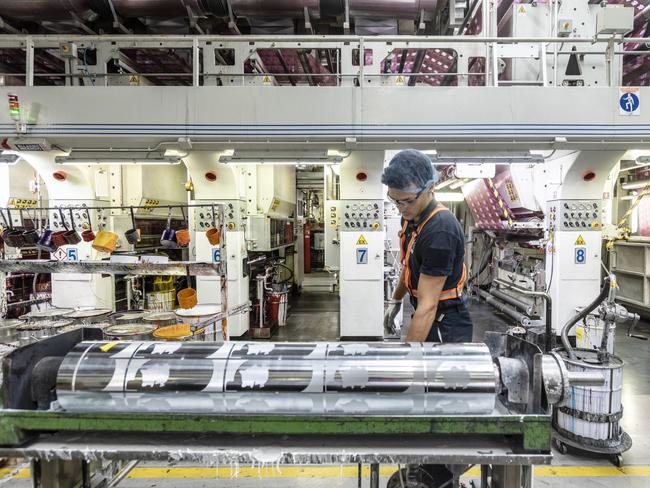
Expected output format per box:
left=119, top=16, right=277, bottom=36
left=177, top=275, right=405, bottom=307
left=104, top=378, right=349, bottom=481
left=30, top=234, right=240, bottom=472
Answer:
left=0, top=34, right=646, bottom=88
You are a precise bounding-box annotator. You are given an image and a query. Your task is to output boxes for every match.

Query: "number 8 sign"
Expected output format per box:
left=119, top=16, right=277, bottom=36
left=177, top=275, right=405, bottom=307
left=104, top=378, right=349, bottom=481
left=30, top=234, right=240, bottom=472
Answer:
left=575, top=247, right=586, bottom=264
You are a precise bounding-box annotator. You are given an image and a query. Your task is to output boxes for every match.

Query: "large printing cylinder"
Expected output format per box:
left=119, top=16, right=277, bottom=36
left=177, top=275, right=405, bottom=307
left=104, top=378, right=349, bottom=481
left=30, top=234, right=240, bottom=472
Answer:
left=57, top=341, right=497, bottom=415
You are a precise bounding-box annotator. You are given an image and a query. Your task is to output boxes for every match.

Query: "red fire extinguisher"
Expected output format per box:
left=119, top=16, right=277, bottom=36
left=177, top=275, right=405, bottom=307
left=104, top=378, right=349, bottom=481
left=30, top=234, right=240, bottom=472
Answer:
left=304, top=221, right=312, bottom=274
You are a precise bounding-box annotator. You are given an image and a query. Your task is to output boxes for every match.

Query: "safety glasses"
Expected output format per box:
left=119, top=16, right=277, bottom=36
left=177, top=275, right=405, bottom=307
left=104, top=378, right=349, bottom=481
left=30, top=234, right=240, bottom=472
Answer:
left=387, top=186, right=429, bottom=207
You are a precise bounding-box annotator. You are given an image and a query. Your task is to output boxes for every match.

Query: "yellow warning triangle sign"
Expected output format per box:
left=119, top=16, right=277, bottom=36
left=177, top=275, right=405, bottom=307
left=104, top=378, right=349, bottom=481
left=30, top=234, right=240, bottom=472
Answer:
left=518, top=6, right=526, bottom=13
left=262, top=74, right=272, bottom=85
left=575, top=235, right=586, bottom=246
left=395, top=75, right=405, bottom=86
left=129, top=75, right=139, bottom=84
left=356, top=235, right=368, bottom=245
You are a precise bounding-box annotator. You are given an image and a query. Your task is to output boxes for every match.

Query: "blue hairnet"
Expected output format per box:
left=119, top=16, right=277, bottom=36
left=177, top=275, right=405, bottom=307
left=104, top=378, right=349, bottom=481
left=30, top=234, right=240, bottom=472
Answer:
left=381, top=149, right=439, bottom=192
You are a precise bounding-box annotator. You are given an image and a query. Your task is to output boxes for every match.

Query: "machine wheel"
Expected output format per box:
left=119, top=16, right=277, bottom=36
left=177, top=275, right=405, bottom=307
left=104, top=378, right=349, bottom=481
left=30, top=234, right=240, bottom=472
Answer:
left=612, top=454, right=624, bottom=467
left=386, top=468, right=429, bottom=488
left=555, top=439, right=568, bottom=455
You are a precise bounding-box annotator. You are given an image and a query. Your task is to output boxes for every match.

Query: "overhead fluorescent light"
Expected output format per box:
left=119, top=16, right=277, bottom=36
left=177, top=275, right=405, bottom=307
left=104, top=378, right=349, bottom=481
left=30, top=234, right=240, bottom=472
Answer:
left=435, top=191, right=464, bottom=202
left=55, top=150, right=182, bottom=166
left=449, top=179, right=468, bottom=190
left=57, top=159, right=182, bottom=166
left=219, top=156, right=343, bottom=165
left=622, top=180, right=650, bottom=190
left=226, top=160, right=339, bottom=166
left=220, top=150, right=343, bottom=166
left=163, top=148, right=188, bottom=157
left=434, top=179, right=455, bottom=190
left=431, top=152, right=544, bottom=165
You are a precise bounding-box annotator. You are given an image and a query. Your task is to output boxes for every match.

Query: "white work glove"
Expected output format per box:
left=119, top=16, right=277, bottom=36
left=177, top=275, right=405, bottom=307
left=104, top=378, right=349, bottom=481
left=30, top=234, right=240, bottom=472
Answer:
left=384, top=299, right=402, bottom=336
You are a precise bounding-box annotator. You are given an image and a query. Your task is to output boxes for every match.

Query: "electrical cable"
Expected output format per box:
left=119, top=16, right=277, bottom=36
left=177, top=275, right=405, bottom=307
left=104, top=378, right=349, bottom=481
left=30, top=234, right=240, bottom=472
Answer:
left=275, top=262, right=294, bottom=284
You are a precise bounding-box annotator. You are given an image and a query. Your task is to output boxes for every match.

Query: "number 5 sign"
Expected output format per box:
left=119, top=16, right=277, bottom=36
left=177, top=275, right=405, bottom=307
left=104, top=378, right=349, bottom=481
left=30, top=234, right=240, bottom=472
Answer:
left=575, top=247, right=586, bottom=264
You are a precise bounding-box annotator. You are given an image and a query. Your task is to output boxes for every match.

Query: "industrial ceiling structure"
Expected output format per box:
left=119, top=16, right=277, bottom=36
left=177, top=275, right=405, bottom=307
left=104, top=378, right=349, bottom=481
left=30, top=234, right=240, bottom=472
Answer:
left=1, top=0, right=648, bottom=87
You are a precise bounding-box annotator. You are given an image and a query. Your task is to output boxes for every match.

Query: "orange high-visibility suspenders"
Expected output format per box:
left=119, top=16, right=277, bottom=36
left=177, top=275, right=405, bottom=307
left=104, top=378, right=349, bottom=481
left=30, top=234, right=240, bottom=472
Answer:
left=399, top=205, right=467, bottom=300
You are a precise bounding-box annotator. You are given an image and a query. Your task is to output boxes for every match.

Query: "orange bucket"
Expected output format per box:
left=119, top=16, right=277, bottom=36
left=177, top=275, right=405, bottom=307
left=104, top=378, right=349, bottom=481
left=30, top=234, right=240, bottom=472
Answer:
left=176, top=228, right=191, bottom=247
left=92, top=230, right=119, bottom=253
left=177, top=288, right=198, bottom=309
left=206, top=227, right=220, bottom=246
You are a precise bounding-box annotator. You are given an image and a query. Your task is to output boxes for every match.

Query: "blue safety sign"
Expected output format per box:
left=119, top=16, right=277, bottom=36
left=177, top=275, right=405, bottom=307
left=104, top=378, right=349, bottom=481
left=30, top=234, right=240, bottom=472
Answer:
left=212, top=248, right=221, bottom=263
left=67, top=248, right=78, bottom=261
left=620, top=92, right=640, bottom=114
left=356, top=247, right=368, bottom=264
left=575, top=247, right=586, bottom=265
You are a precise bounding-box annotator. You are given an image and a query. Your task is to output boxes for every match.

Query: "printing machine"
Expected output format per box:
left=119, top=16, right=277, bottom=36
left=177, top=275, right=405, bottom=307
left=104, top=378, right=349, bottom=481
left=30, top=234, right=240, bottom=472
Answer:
left=0, top=2, right=648, bottom=487
left=0, top=323, right=603, bottom=488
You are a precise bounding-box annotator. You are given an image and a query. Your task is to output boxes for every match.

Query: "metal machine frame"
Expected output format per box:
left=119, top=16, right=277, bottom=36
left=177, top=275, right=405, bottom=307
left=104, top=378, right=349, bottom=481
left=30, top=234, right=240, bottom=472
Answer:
left=0, top=327, right=560, bottom=488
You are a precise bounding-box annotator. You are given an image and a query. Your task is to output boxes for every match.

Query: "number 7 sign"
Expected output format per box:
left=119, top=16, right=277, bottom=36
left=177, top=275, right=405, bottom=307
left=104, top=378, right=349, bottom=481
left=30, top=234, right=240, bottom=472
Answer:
left=356, top=247, right=368, bottom=264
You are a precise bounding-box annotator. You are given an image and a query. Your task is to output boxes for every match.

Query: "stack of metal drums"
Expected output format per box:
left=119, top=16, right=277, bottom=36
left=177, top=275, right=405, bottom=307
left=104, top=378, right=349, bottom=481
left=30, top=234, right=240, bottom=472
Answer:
left=17, top=308, right=75, bottom=345
left=3, top=305, right=215, bottom=345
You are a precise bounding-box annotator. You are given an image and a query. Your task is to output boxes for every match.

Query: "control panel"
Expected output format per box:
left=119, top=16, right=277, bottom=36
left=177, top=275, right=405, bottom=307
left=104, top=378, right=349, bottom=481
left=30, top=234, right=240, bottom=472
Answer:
left=192, top=200, right=247, bottom=231
left=49, top=201, right=103, bottom=233
left=548, top=199, right=601, bottom=231
left=340, top=200, right=383, bottom=231
left=248, top=215, right=294, bottom=251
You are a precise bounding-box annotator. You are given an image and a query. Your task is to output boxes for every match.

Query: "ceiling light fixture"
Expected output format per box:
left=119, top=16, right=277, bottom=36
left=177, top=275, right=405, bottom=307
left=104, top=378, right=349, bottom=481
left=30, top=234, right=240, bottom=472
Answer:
left=434, top=191, right=464, bottom=202
left=55, top=150, right=182, bottom=166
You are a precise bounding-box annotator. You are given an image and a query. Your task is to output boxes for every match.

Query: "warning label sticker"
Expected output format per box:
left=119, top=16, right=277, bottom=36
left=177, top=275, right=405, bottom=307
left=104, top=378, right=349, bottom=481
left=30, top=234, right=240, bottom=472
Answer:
left=356, top=235, right=368, bottom=245
left=575, top=235, right=586, bottom=246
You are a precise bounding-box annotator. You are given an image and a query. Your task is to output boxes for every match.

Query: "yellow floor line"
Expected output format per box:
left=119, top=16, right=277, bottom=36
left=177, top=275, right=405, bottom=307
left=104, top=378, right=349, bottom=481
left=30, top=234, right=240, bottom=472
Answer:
left=2, top=465, right=650, bottom=480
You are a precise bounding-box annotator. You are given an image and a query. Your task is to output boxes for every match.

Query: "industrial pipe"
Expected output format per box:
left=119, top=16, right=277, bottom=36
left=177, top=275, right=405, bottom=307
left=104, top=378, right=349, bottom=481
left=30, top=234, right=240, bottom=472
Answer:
left=494, top=279, right=553, bottom=352
left=3, top=0, right=439, bottom=23
left=0, top=0, right=96, bottom=21
left=0, top=0, right=218, bottom=21
left=228, top=0, right=320, bottom=17
left=57, top=341, right=498, bottom=415
left=347, top=0, right=438, bottom=19
left=559, top=277, right=610, bottom=360
left=477, top=288, right=531, bottom=327
left=489, top=288, right=534, bottom=316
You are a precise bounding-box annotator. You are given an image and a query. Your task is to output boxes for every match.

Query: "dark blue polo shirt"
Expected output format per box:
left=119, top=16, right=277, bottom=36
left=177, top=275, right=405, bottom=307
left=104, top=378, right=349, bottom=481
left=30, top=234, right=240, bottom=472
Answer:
left=401, top=201, right=466, bottom=308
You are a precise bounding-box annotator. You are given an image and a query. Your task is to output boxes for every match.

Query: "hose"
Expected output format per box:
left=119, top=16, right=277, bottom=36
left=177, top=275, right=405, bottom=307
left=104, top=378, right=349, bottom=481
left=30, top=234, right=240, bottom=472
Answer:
left=468, top=237, right=494, bottom=284
left=275, top=262, right=294, bottom=284
left=560, top=277, right=610, bottom=360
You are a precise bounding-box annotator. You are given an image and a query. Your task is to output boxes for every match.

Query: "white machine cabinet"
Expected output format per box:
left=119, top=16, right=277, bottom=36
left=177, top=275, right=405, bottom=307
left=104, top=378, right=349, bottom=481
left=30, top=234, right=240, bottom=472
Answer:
left=339, top=199, right=384, bottom=339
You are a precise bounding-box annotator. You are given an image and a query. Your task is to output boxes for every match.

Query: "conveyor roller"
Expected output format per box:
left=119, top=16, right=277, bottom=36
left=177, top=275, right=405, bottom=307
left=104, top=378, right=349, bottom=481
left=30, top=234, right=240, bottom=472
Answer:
left=57, top=341, right=498, bottom=415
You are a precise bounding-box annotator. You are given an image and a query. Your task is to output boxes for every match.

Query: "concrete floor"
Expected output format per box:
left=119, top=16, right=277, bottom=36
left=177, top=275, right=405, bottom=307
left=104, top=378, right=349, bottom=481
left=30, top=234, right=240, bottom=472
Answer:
left=4, top=280, right=650, bottom=487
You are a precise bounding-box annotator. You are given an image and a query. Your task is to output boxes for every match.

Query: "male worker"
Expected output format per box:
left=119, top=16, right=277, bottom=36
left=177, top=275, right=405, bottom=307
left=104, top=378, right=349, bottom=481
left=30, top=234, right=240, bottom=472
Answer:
left=383, top=149, right=473, bottom=487
left=383, top=149, right=473, bottom=343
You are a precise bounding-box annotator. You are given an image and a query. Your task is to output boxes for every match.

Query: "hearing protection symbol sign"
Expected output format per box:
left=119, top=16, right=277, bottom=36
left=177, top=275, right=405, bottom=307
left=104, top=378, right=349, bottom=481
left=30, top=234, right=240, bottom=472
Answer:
left=356, top=235, right=368, bottom=246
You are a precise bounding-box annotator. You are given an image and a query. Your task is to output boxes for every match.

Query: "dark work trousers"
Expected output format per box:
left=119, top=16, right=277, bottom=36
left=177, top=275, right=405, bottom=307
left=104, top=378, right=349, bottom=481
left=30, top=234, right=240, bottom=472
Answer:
left=425, top=299, right=474, bottom=343
left=409, top=297, right=474, bottom=487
